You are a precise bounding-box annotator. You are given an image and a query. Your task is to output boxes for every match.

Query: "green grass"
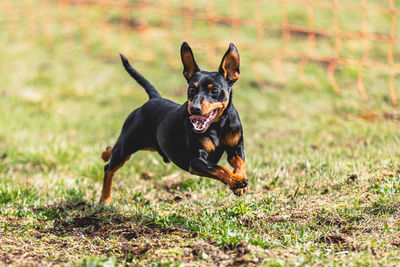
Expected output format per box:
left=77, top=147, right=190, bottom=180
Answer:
left=1, top=0, right=400, bottom=266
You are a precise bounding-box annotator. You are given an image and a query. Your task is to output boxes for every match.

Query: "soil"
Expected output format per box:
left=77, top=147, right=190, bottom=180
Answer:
left=0, top=203, right=263, bottom=266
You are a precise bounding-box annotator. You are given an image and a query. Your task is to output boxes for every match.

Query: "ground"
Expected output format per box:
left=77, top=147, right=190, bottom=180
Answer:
left=1, top=1, right=400, bottom=266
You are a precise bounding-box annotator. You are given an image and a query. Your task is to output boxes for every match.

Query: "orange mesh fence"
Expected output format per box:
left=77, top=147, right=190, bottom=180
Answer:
left=1, top=0, right=399, bottom=105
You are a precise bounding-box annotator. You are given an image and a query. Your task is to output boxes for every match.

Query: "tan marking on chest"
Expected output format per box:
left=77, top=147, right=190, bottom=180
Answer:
left=202, top=137, right=216, bottom=152
left=224, top=131, right=241, bottom=147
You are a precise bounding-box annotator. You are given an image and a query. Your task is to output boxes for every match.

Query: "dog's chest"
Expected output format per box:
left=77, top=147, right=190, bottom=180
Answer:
left=199, top=128, right=238, bottom=153
left=199, top=134, right=221, bottom=154
left=197, top=133, right=224, bottom=163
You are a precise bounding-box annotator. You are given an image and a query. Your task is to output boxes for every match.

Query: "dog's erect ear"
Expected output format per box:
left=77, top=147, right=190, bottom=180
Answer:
left=219, top=43, right=240, bottom=85
left=181, top=42, right=200, bottom=83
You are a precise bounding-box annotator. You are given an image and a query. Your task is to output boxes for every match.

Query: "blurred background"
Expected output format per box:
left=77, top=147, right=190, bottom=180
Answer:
left=1, top=1, right=400, bottom=264
left=2, top=0, right=400, bottom=103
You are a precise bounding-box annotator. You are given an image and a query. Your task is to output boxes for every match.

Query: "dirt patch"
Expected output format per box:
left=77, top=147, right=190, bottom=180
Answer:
left=1, top=214, right=196, bottom=265
left=316, top=234, right=358, bottom=251
left=391, top=239, right=400, bottom=247
left=315, top=213, right=347, bottom=228
left=66, top=216, right=103, bottom=228
left=188, top=240, right=231, bottom=263
left=340, top=225, right=375, bottom=235
left=1, top=212, right=268, bottom=266
left=50, top=210, right=192, bottom=241
left=186, top=240, right=259, bottom=266
left=347, top=174, right=358, bottom=183
left=0, top=244, right=47, bottom=266
left=317, top=234, right=347, bottom=245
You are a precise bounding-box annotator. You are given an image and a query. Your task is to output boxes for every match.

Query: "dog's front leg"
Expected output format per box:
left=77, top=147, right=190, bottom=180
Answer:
left=189, top=151, right=248, bottom=196
left=225, top=140, right=247, bottom=195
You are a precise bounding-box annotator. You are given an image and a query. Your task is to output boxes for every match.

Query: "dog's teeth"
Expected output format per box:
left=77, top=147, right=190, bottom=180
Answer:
left=190, top=110, right=219, bottom=132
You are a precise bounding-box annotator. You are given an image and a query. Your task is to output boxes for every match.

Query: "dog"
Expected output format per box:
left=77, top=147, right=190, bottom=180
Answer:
left=100, top=42, right=247, bottom=204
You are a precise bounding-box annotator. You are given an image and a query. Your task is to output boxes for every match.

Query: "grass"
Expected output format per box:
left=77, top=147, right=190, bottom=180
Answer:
left=1, top=0, right=400, bottom=266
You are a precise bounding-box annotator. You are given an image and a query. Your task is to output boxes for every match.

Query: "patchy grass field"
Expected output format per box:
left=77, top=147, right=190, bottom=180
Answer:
left=1, top=1, right=400, bottom=266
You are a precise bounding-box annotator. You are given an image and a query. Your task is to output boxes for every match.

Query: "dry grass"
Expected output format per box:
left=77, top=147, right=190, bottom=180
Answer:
left=1, top=1, right=400, bottom=266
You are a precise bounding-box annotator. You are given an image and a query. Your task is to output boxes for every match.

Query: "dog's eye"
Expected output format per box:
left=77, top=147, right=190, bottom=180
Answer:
left=210, top=88, right=219, bottom=96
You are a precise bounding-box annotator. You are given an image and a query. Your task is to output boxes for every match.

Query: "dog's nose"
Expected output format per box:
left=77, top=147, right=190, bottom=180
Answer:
left=190, top=105, right=202, bottom=115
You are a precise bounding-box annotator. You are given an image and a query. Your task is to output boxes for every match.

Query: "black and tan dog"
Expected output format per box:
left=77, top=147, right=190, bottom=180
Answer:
left=100, top=42, right=247, bottom=204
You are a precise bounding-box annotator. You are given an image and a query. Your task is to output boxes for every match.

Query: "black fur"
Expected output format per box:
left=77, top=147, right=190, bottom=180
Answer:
left=100, top=42, right=247, bottom=203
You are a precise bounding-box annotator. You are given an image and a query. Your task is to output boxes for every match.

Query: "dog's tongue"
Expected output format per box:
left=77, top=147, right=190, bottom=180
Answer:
left=189, top=109, right=217, bottom=121
left=189, top=114, right=208, bottom=121
left=189, top=110, right=217, bottom=132
left=190, top=115, right=208, bottom=132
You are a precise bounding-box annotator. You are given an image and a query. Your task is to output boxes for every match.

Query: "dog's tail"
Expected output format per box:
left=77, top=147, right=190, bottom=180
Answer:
left=101, top=146, right=113, bottom=162
left=120, top=54, right=161, bottom=99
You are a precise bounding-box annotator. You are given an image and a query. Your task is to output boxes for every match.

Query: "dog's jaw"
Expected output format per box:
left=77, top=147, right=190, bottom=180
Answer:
left=189, top=109, right=219, bottom=133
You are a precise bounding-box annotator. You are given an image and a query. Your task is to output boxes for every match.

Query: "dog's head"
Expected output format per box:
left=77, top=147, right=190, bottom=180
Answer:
left=181, top=42, right=240, bottom=134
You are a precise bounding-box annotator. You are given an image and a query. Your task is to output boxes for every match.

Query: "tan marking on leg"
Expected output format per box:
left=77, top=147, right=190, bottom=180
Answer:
left=100, top=170, right=114, bottom=204
left=209, top=165, right=245, bottom=188
left=189, top=162, right=247, bottom=196
left=99, top=155, right=131, bottom=204
left=201, top=137, right=216, bottom=152
left=224, top=131, right=241, bottom=147
left=101, top=146, right=113, bottom=162
left=229, top=156, right=246, bottom=178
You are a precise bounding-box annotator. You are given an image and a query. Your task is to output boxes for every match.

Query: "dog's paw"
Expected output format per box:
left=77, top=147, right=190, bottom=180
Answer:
left=233, top=187, right=247, bottom=196
left=99, top=196, right=112, bottom=205
left=231, top=179, right=248, bottom=196
left=232, top=179, right=248, bottom=190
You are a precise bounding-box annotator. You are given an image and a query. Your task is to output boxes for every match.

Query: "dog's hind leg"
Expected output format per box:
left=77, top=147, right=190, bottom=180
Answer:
left=99, top=108, right=157, bottom=204
left=101, top=146, right=113, bottom=162
left=100, top=147, right=126, bottom=204
left=99, top=144, right=133, bottom=204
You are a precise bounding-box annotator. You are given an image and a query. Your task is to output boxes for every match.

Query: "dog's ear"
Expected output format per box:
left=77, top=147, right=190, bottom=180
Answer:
left=219, top=43, right=240, bottom=85
left=181, top=42, right=200, bottom=83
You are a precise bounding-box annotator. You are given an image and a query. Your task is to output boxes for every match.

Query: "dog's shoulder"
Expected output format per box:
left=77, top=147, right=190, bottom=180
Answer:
left=221, top=104, right=243, bottom=147
left=224, top=103, right=242, bottom=130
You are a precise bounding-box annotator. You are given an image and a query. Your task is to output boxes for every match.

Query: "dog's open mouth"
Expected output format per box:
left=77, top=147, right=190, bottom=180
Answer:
left=189, top=109, right=219, bottom=133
